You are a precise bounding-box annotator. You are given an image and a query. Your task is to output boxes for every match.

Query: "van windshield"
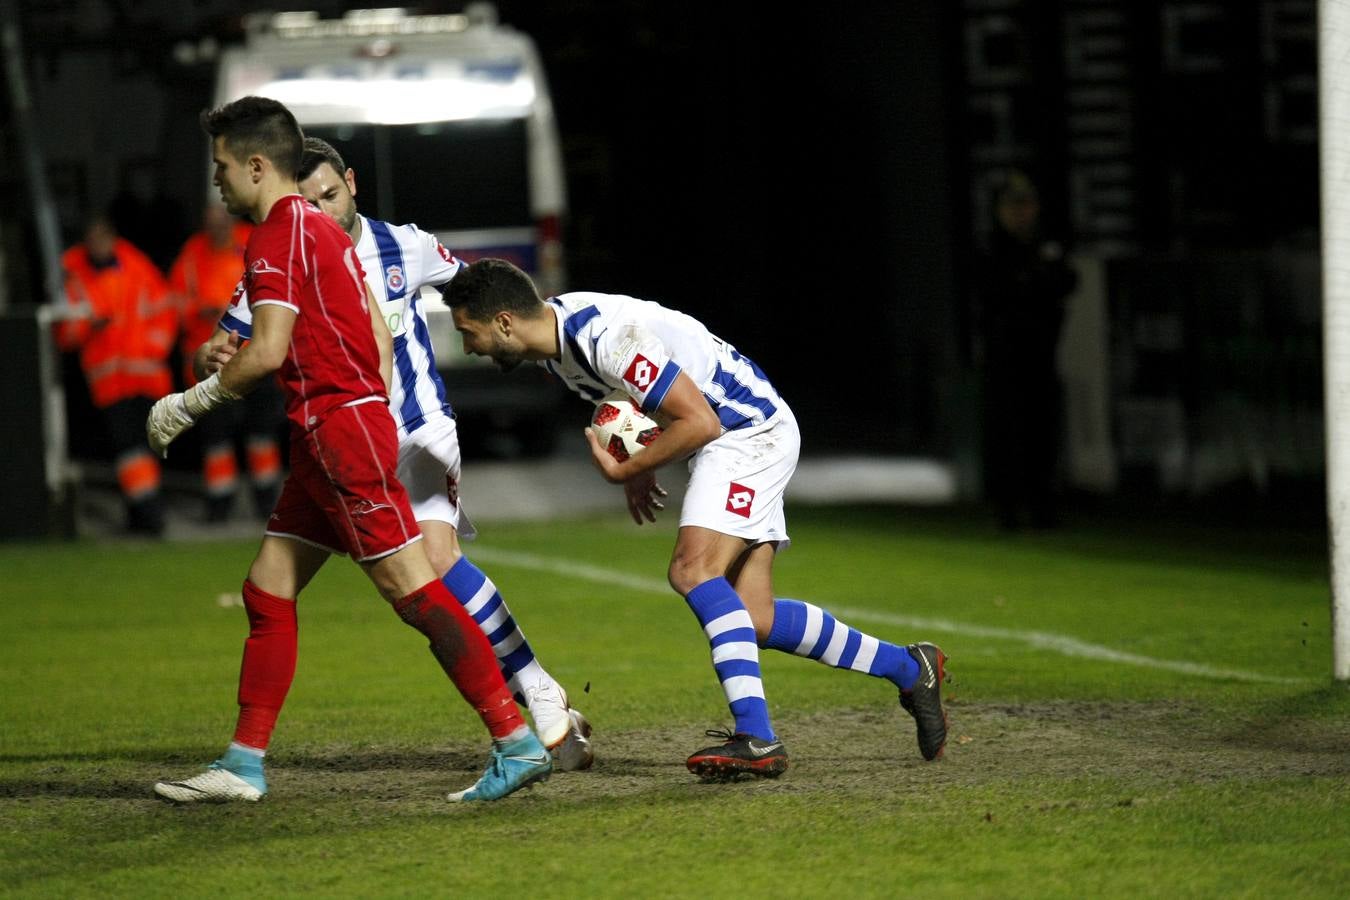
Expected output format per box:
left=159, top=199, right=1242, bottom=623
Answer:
left=305, top=119, right=531, bottom=230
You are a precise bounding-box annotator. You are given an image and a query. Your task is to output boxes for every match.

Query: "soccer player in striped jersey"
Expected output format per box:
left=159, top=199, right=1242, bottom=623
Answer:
left=197, top=138, right=591, bottom=770
left=444, top=259, right=951, bottom=779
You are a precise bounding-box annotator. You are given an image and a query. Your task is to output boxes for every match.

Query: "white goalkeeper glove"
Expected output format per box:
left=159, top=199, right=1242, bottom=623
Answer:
left=145, top=372, right=240, bottom=457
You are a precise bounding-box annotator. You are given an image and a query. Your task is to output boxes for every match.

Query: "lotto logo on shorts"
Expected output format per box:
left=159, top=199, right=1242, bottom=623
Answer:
left=624, top=354, right=659, bottom=391
left=726, top=482, right=755, bottom=518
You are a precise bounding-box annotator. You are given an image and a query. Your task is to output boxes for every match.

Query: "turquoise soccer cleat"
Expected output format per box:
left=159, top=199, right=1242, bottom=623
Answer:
left=447, top=731, right=552, bottom=802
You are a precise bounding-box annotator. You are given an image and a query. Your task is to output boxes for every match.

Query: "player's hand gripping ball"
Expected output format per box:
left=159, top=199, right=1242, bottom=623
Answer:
left=590, top=392, right=663, bottom=462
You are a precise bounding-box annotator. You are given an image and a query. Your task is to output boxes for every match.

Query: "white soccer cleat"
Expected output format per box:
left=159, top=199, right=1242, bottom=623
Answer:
left=524, top=679, right=572, bottom=749
left=553, top=708, right=594, bottom=772
left=154, top=767, right=265, bottom=803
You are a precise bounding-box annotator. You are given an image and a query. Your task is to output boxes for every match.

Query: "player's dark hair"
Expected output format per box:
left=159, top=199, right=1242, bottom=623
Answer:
left=442, top=259, right=546, bottom=320
left=200, top=96, right=304, bottom=179
left=298, top=136, right=347, bottom=182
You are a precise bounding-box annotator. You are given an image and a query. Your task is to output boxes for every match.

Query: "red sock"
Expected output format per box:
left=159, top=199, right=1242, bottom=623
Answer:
left=233, top=580, right=298, bottom=750
left=392, top=579, right=524, bottom=739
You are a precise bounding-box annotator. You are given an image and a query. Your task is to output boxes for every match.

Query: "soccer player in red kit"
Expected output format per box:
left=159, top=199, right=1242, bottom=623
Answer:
left=145, top=96, right=549, bottom=803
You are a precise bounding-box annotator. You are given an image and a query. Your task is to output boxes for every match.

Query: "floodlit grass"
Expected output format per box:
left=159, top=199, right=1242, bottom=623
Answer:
left=1, top=505, right=1347, bottom=897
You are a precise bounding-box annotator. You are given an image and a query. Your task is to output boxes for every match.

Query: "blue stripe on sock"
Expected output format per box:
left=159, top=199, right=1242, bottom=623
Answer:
left=685, top=577, right=743, bottom=623
left=713, top=659, right=763, bottom=682
left=881, top=643, right=919, bottom=689
left=765, top=599, right=807, bottom=651
left=729, top=696, right=769, bottom=733
left=500, top=643, right=537, bottom=676
left=808, top=614, right=837, bottom=659
left=471, top=594, right=503, bottom=626
left=486, top=616, right=519, bottom=647
left=709, top=625, right=759, bottom=647
left=838, top=629, right=863, bottom=669
left=443, top=556, right=488, bottom=601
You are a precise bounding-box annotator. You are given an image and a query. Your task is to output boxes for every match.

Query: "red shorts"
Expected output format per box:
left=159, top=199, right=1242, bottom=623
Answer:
left=266, top=401, right=422, bottom=562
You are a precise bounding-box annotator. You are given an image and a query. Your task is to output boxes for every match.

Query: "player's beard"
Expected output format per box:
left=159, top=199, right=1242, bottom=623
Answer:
left=493, top=353, right=522, bottom=373
left=490, top=333, right=524, bottom=372
left=334, top=200, right=357, bottom=236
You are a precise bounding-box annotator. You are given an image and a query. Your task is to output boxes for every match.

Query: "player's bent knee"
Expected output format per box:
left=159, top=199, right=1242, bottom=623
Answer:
left=362, top=542, right=439, bottom=603
left=417, top=520, right=462, bottom=578
left=668, top=557, right=718, bottom=596
left=246, top=536, right=328, bottom=599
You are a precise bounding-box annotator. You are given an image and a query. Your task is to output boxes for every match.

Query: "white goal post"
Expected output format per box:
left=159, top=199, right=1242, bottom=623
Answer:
left=1320, top=0, right=1350, bottom=680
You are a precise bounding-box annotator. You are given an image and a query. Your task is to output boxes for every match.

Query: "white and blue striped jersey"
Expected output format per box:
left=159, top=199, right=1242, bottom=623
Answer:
left=220, top=214, right=463, bottom=436
left=543, top=292, right=783, bottom=432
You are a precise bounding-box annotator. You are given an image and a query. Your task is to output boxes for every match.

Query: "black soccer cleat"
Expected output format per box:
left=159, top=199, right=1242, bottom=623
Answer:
left=899, top=642, right=949, bottom=761
left=686, top=729, right=789, bottom=781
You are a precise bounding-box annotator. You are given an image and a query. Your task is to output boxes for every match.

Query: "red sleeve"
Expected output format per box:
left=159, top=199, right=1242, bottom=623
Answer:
left=244, top=213, right=304, bottom=315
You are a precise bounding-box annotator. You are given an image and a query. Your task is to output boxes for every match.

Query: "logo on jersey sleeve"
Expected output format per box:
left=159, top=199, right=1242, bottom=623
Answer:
left=726, top=482, right=755, bottom=518
left=624, top=354, right=659, bottom=391
left=436, top=243, right=457, bottom=264
left=385, top=264, right=405, bottom=293
left=249, top=258, right=285, bottom=277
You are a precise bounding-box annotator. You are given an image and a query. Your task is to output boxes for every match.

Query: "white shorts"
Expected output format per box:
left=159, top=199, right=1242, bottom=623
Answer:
left=679, top=405, right=799, bottom=549
left=396, top=413, right=477, bottom=540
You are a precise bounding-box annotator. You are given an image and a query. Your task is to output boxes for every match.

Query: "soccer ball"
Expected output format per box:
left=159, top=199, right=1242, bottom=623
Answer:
left=590, top=392, right=662, bottom=462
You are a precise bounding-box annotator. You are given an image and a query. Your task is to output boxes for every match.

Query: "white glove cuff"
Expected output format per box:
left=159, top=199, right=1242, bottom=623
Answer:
left=183, top=371, right=241, bottom=419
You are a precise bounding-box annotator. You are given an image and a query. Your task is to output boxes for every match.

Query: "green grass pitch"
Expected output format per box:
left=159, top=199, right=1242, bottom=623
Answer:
left=1, top=505, right=1347, bottom=897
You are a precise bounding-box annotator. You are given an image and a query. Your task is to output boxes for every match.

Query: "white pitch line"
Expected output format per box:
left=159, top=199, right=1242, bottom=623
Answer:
left=471, top=546, right=1306, bottom=685
left=829, top=607, right=1305, bottom=685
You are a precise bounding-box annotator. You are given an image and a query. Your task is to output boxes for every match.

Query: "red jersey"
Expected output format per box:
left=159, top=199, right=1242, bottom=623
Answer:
left=244, top=194, right=385, bottom=432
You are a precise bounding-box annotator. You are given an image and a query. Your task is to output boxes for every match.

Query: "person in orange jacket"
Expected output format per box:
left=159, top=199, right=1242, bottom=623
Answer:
left=168, top=205, right=283, bottom=522
left=55, top=214, right=175, bottom=535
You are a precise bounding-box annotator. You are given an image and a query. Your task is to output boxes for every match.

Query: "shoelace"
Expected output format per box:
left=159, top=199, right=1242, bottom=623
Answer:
left=703, top=728, right=737, bottom=743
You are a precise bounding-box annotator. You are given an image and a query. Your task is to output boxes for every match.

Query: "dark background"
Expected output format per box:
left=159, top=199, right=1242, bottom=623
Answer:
left=0, top=0, right=1323, bottom=503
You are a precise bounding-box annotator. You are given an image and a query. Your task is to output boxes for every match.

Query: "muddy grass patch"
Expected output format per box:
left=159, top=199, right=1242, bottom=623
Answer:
left=12, top=699, right=1340, bottom=807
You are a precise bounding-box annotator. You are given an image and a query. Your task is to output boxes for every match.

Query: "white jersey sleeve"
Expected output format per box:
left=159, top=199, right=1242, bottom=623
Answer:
left=218, top=280, right=254, bottom=338
left=592, top=319, right=683, bottom=414
left=358, top=217, right=465, bottom=436
left=413, top=225, right=462, bottom=288
left=543, top=292, right=784, bottom=433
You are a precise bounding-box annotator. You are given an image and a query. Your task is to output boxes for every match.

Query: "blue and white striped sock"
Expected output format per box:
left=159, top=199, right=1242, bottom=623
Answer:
left=443, top=556, right=549, bottom=701
left=685, top=577, right=775, bottom=741
left=764, top=598, right=919, bottom=690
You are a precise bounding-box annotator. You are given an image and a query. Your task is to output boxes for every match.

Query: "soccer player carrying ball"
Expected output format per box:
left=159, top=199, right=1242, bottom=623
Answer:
left=445, top=259, right=949, bottom=779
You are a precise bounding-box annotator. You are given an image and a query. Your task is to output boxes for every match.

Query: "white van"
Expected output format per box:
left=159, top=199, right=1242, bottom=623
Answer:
left=215, top=4, right=567, bottom=298
left=214, top=4, right=569, bottom=454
